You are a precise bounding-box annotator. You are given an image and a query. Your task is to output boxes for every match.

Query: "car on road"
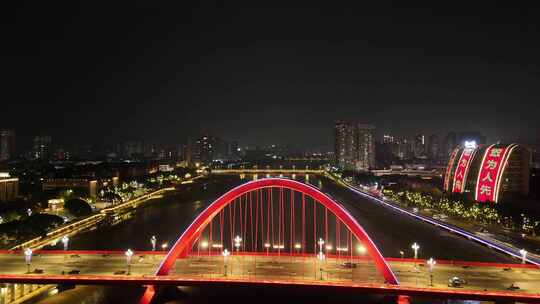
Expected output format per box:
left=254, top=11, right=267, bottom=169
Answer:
left=340, top=262, right=357, bottom=268
left=433, top=214, right=448, bottom=220
left=114, top=270, right=126, bottom=275
left=67, top=270, right=80, bottom=275
left=508, top=283, right=520, bottom=290
left=33, top=269, right=44, bottom=274
left=448, top=276, right=467, bottom=287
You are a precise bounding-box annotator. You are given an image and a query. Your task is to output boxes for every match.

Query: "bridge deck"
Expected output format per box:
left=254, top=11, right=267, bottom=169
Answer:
left=0, top=252, right=538, bottom=302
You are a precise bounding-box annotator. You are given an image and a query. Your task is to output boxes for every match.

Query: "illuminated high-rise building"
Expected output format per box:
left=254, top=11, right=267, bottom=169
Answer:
left=427, top=134, right=440, bottom=160
left=0, top=129, right=15, bottom=162
left=357, top=124, right=376, bottom=170
left=413, top=134, right=426, bottom=158
left=334, top=122, right=356, bottom=169
left=195, top=134, right=216, bottom=165
left=334, top=122, right=376, bottom=170
left=32, top=135, right=52, bottom=161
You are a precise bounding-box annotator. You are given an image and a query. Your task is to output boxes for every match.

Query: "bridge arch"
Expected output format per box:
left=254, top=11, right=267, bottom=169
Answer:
left=155, top=178, right=398, bottom=283
left=141, top=178, right=398, bottom=303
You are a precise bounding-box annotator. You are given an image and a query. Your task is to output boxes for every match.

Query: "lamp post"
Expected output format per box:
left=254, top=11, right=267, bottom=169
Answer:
left=62, top=235, right=69, bottom=260
left=399, top=250, right=404, bottom=259
left=161, top=242, right=168, bottom=251
left=264, top=243, right=270, bottom=256
left=24, top=248, right=32, bottom=274
left=357, top=245, right=366, bottom=255
left=317, top=238, right=325, bottom=261
left=294, top=243, right=301, bottom=255
left=150, top=236, right=157, bottom=252
left=427, top=258, right=436, bottom=286
left=61, top=235, right=69, bottom=251
left=519, top=249, right=528, bottom=264
left=201, top=240, right=209, bottom=256
left=222, top=249, right=230, bottom=276
left=125, top=249, right=133, bottom=275
left=411, top=242, right=420, bottom=269
left=234, top=235, right=242, bottom=254
left=411, top=242, right=420, bottom=259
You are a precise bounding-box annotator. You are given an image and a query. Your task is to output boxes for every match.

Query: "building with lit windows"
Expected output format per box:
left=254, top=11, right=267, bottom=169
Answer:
left=443, top=142, right=531, bottom=203
left=195, top=134, right=216, bottom=165
left=334, top=122, right=376, bottom=171
left=32, top=135, right=52, bottom=161
left=0, top=174, right=18, bottom=202
left=0, top=129, right=15, bottom=162
left=357, top=124, right=376, bottom=170
left=413, top=134, right=426, bottom=158
left=42, top=178, right=98, bottom=198
left=334, top=122, right=356, bottom=169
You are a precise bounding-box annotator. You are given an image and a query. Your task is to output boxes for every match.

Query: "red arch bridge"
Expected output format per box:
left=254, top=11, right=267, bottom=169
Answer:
left=1, top=178, right=539, bottom=304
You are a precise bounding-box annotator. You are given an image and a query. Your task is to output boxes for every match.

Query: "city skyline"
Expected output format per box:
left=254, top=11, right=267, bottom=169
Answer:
left=0, top=126, right=501, bottom=160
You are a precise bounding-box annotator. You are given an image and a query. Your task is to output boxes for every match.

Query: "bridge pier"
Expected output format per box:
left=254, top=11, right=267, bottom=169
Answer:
left=0, top=283, right=54, bottom=304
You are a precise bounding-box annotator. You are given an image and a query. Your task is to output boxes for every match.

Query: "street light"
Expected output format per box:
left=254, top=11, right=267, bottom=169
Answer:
left=411, top=242, right=420, bottom=269
left=317, top=238, right=325, bottom=260
left=264, top=243, right=270, bottom=256
left=62, top=236, right=69, bottom=260
left=427, top=258, right=436, bottom=286
left=24, top=248, right=33, bottom=274
left=150, top=236, right=157, bottom=252
left=294, top=243, right=301, bottom=255
left=519, top=249, right=528, bottom=264
left=234, top=235, right=242, bottom=253
left=161, top=242, right=168, bottom=250
left=125, top=249, right=134, bottom=275
left=411, top=243, right=420, bottom=259
left=62, top=235, right=69, bottom=251
left=399, top=250, right=404, bottom=259
left=357, top=245, right=367, bottom=255
left=222, top=249, right=230, bottom=276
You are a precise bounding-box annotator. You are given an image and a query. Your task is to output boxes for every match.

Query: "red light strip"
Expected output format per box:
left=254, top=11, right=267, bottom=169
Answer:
left=494, top=144, right=517, bottom=203
left=444, top=146, right=461, bottom=191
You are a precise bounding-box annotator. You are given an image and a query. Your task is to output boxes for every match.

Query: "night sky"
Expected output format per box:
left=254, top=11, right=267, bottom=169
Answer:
left=3, top=2, right=540, bottom=150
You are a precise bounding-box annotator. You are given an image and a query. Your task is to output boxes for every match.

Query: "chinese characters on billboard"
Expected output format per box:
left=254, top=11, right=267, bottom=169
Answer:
left=475, top=145, right=513, bottom=203
left=452, top=146, right=477, bottom=193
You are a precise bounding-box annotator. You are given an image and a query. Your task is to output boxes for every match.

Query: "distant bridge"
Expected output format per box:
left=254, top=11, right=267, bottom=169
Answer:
left=211, top=169, right=324, bottom=174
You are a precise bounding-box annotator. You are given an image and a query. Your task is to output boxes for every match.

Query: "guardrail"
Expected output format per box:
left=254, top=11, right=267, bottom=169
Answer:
left=0, top=275, right=538, bottom=303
